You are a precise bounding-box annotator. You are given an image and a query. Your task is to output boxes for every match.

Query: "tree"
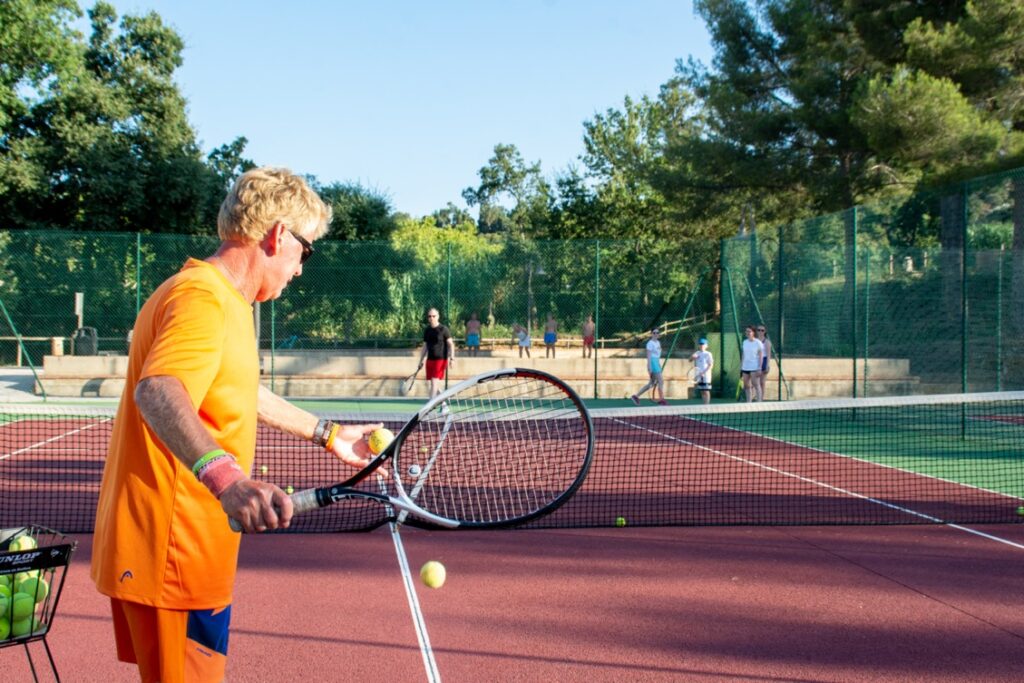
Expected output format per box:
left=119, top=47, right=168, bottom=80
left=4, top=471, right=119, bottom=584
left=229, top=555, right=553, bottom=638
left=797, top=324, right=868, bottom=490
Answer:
left=317, top=181, right=397, bottom=241
left=462, top=144, right=553, bottom=235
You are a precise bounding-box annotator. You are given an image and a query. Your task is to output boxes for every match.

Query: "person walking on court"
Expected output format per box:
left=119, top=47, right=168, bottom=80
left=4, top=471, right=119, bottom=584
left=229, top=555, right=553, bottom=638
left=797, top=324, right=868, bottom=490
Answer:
left=513, top=323, right=532, bottom=358
left=465, top=311, right=482, bottom=357
left=631, top=327, right=668, bottom=406
left=582, top=314, right=596, bottom=358
left=91, top=167, right=382, bottom=683
left=690, top=337, right=714, bottom=405
left=741, top=325, right=764, bottom=403
left=416, top=307, right=455, bottom=399
left=544, top=313, right=558, bottom=358
left=756, top=325, right=773, bottom=401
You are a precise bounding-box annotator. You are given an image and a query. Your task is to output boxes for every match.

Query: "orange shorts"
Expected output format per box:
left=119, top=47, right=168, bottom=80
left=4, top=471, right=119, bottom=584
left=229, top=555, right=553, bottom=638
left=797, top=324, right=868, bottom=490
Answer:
left=111, top=598, right=230, bottom=683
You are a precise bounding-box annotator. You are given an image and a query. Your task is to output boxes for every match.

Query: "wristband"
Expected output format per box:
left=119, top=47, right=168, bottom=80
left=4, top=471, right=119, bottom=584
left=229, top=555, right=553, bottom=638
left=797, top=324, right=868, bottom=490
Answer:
left=192, top=448, right=227, bottom=476
left=312, top=419, right=328, bottom=447
left=196, top=454, right=246, bottom=499
left=324, top=423, right=340, bottom=451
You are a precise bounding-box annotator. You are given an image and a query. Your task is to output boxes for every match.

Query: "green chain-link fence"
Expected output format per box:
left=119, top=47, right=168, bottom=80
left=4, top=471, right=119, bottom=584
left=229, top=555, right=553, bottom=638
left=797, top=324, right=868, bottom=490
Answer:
left=721, top=165, right=1024, bottom=398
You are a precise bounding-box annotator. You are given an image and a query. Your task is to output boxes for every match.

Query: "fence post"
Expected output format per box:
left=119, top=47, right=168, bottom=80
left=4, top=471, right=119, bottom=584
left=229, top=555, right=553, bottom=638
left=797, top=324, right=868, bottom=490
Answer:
left=997, top=244, right=1004, bottom=390
left=593, top=239, right=600, bottom=400
left=864, top=249, right=870, bottom=398
left=961, top=184, right=969, bottom=395
left=851, top=207, right=858, bottom=399
left=135, top=233, right=142, bottom=315
left=777, top=225, right=784, bottom=400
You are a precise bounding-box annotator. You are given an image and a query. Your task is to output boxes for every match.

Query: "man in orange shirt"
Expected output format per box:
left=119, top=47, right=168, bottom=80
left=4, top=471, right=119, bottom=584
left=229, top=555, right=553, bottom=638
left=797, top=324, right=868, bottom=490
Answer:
left=91, top=167, right=381, bottom=682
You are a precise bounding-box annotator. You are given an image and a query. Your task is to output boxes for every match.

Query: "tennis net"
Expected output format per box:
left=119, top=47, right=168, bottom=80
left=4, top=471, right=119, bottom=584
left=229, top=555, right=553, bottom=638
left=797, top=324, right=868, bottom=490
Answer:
left=2, top=392, right=1023, bottom=532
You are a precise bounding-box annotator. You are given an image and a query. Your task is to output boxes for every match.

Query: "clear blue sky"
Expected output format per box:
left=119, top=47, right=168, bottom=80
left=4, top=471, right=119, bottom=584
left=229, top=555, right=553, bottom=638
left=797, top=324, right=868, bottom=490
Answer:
left=99, top=1, right=712, bottom=218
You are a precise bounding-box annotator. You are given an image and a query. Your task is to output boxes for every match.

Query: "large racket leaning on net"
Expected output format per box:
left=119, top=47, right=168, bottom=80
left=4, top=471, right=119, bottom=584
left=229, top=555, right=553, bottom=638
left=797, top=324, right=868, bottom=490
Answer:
left=232, top=368, right=594, bottom=531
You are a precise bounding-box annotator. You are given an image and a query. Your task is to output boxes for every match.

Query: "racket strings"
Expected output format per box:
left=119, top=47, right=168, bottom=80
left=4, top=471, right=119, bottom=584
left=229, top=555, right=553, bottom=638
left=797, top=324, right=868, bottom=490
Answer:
left=396, top=375, right=590, bottom=524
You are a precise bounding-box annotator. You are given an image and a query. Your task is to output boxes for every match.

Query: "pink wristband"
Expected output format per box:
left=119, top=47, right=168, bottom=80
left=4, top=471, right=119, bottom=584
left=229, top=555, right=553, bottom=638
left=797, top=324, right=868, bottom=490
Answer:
left=197, top=455, right=246, bottom=499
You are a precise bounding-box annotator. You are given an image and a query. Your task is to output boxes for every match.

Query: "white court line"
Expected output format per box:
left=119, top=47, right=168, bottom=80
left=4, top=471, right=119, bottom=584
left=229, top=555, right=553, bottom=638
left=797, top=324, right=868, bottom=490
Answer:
left=610, top=417, right=1024, bottom=552
left=377, top=474, right=442, bottom=682
left=0, top=417, right=112, bottom=460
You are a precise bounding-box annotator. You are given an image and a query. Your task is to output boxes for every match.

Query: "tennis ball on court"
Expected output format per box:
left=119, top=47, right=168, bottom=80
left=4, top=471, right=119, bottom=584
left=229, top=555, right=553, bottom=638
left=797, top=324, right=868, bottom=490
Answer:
left=7, top=535, right=36, bottom=552
left=0, top=617, right=9, bottom=640
left=285, top=485, right=295, bottom=495
left=260, top=465, right=269, bottom=475
left=11, top=615, right=42, bottom=638
left=10, top=593, right=34, bottom=621
left=420, top=561, right=446, bottom=589
left=368, top=428, right=395, bottom=455
left=615, top=516, right=627, bottom=527
left=17, top=577, right=48, bottom=604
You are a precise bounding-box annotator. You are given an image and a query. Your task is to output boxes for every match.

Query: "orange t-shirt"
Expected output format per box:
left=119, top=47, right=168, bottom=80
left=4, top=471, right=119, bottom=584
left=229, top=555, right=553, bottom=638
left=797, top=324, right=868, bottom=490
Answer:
left=91, top=258, right=259, bottom=609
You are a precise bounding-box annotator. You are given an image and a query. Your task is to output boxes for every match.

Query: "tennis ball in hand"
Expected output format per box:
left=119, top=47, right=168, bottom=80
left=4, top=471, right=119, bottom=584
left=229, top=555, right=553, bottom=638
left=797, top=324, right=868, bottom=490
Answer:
left=368, top=428, right=395, bottom=455
left=8, top=535, right=36, bottom=551
left=615, top=516, right=627, bottom=527
left=17, top=577, right=48, bottom=603
left=420, top=561, right=446, bottom=589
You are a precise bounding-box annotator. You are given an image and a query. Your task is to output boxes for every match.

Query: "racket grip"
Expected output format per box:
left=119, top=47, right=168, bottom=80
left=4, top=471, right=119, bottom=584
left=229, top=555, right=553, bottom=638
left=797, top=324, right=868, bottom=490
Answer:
left=228, top=487, right=320, bottom=532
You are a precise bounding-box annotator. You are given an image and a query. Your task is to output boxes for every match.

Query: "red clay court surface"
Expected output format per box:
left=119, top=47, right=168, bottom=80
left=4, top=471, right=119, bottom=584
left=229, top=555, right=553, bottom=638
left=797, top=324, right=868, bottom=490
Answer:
left=5, top=523, right=1024, bottom=682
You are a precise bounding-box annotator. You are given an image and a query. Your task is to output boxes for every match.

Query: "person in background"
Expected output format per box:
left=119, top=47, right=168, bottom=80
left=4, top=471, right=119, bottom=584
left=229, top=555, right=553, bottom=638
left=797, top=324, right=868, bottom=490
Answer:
left=544, top=313, right=558, bottom=358
left=756, top=325, right=773, bottom=401
left=513, top=322, right=531, bottom=358
left=416, top=307, right=455, bottom=399
left=582, top=314, right=596, bottom=358
left=465, top=311, right=482, bottom=357
left=91, top=167, right=381, bottom=683
left=631, top=327, right=668, bottom=406
left=690, top=337, right=714, bottom=405
left=740, top=325, right=764, bottom=403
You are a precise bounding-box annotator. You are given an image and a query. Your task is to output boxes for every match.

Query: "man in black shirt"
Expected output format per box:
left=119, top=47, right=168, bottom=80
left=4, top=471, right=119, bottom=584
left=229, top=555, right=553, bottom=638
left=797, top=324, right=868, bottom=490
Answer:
left=415, top=307, right=455, bottom=398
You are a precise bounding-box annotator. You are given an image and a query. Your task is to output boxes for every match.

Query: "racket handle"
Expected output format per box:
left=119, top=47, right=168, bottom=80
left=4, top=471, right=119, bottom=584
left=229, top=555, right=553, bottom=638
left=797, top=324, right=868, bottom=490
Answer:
left=228, top=487, right=321, bottom=532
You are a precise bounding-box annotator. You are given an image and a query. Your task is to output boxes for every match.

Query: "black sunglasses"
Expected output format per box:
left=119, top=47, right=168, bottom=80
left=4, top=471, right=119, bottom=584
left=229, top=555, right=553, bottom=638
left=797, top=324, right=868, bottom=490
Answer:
left=291, top=231, right=314, bottom=264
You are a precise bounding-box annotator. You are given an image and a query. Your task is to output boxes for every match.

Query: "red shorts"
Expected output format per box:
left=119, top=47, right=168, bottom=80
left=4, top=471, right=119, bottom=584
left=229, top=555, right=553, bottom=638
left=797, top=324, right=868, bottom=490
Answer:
left=425, top=359, right=448, bottom=380
left=583, top=336, right=595, bottom=347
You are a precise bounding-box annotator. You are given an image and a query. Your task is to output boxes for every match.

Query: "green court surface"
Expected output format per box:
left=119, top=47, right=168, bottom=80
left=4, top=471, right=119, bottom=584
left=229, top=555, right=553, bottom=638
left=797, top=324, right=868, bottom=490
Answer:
left=704, top=405, right=1024, bottom=498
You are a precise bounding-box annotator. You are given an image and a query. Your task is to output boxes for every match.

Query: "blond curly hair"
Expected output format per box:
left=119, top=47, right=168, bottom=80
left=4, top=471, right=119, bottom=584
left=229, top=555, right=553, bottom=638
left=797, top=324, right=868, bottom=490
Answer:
left=217, top=167, right=332, bottom=242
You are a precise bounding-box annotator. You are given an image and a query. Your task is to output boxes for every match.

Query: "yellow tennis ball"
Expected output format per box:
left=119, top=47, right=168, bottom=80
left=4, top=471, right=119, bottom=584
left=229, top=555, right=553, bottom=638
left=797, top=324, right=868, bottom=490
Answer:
left=1017, top=506, right=1024, bottom=517
left=10, top=593, right=34, bottom=621
left=615, top=516, right=627, bottom=527
left=0, top=592, right=9, bottom=617
left=285, top=485, right=294, bottom=495
left=0, top=574, right=10, bottom=590
left=420, top=561, right=446, bottom=589
left=11, top=615, right=42, bottom=638
left=8, top=535, right=36, bottom=552
left=18, top=577, right=48, bottom=604
left=368, top=428, right=395, bottom=455
left=13, top=571, right=39, bottom=586
left=0, top=617, right=9, bottom=640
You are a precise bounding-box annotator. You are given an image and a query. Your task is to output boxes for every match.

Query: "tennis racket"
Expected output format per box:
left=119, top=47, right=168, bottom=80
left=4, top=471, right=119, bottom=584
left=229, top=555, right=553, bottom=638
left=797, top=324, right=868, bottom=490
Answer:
left=686, top=364, right=698, bottom=382
left=230, top=367, right=593, bottom=531
left=401, top=362, right=423, bottom=396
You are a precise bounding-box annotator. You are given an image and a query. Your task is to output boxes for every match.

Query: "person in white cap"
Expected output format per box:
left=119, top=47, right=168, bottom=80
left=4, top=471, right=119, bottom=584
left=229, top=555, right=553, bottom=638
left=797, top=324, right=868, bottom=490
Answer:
left=690, top=337, right=714, bottom=405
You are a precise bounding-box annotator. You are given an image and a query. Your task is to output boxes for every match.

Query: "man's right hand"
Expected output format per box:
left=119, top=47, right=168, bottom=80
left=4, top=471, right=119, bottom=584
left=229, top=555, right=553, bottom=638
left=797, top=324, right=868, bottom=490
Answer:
left=221, top=479, right=294, bottom=533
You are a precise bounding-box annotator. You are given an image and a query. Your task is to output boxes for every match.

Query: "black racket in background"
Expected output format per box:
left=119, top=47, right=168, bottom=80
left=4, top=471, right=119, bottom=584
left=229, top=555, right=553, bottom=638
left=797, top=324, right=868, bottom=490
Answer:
left=231, top=367, right=593, bottom=530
